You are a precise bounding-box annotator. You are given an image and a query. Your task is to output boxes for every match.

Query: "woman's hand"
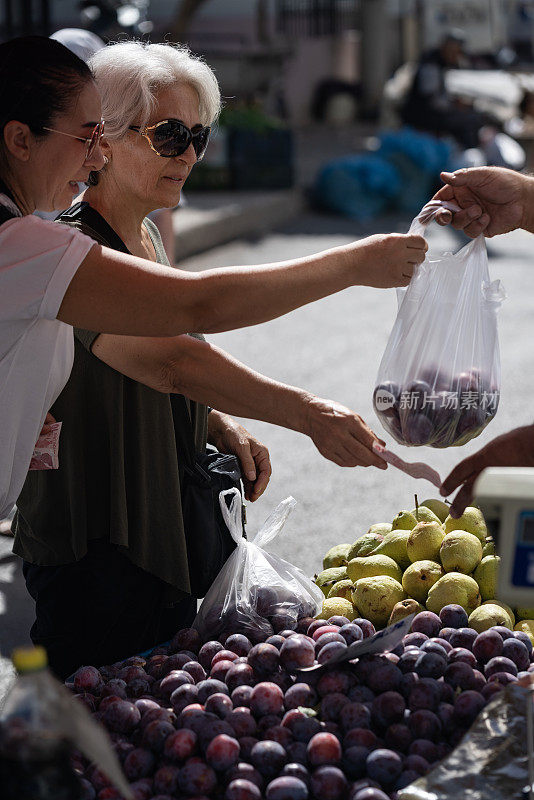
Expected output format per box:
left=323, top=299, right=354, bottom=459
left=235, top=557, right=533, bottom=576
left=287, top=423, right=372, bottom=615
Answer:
left=303, top=396, right=388, bottom=469
left=343, top=233, right=428, bottom=289
left=208, top=411, right=271, bottom=502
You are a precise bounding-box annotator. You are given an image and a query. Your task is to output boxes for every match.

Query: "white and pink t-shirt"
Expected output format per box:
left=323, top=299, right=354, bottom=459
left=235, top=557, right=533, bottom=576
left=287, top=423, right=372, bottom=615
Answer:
left=0, top=213, right=95, bottom=518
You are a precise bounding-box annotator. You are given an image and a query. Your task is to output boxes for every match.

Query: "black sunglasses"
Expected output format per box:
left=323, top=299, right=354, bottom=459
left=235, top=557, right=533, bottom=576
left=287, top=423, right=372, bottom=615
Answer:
left=128, top=118, right=211, bottom=161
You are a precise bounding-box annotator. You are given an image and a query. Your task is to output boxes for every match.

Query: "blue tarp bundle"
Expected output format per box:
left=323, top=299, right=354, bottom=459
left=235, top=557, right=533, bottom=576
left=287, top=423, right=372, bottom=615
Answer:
left=314, top=128, right=453, bottom=220
left=315, top=153, right=402, bottom=221
left=379, top=128, right=451, bottom=174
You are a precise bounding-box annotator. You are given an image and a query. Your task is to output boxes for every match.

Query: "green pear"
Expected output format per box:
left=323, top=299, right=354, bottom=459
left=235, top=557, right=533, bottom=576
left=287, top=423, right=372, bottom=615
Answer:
left=319, top=597, right=355, bottom=621
left=388, top=598, right=425, bottom=625
left=314, top=567, right=347, bottom=597
left=516, top=607, right=534, bottom=621
left=473, top=555, right=500, bottom=600
left=411, top=506, right=441, bottom=525
left=426, top=572, right=481, bottom=615
left=348, top=532, right=386, bottom=560
left=487, top=600, right=515, bottom=627
left=402, top=560, right=444, bottom=603
left=327, top=579, right=355, bottom=602
left=482, top=538, right=496, bottom=558
left=347, top=554, right=403, bottom=584
left=323, top=543, right=352, bottom=570
left=407, top=521, right=445, bottom=563
left=469, top=603, right=513, bottom=633
left=420, top=498, right=450, bottom=524
left=352, top=576, right=406, bottom=628
left=370, top=531, right=411, bottom=570
left=444, top=507, right=487, bottom=544
left=391, top=510, right=418, bottom=531
left=439, top=531, right=483, bottom=574
left=368, top=523, right=393, bottom=537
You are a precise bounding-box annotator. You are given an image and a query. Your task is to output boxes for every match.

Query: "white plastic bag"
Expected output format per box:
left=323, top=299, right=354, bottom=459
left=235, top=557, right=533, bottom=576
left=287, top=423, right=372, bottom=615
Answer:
left=373, top=201, right=505, bottom=448
left=193, top=489, right=324, bottom=641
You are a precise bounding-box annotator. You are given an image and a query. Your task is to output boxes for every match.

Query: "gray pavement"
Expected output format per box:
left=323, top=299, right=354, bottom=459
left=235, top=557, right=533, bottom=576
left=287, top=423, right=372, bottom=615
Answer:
left=1, top=209, right=533, bottom=698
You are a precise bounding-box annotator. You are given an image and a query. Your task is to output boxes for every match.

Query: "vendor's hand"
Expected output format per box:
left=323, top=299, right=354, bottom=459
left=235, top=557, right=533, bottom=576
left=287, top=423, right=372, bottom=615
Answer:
left=431, top=166, right=532, bottom=238
left=304, top=396, right=388, bottom=469
left=440, top=424, right=534, bottom=517
left=38, top=412, right=56, bottom=440
left=351, top=233, right=428, bottom=288
left=208, top=411, right=271, bottom=502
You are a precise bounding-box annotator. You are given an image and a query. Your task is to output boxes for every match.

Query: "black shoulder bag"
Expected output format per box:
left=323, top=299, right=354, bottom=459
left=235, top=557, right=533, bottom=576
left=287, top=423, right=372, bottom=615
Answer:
left=58, top=201, right=246, bottom=598
left=172, top=397, right=246, bottom=598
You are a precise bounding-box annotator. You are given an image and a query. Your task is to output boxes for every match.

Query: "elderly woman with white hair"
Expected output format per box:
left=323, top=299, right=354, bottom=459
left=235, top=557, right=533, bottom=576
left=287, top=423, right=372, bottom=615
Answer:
left=15, top=41, right=427, bottom=677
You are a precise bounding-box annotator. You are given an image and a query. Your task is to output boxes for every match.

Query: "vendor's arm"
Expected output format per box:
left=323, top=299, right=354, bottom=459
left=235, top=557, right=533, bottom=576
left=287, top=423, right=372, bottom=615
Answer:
left=57, top=232, right=427, bottom=338
left=91, top=333, right=388, bottom=470
left=430, top=166, right=534, bottom=237
left=440, top=424, right=534, bottom=516
left=207, top=410, right=271, bottom=502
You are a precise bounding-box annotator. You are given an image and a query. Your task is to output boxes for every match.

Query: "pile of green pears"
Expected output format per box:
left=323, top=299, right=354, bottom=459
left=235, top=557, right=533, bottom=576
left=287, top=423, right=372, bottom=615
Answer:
left=314, top=498, right=534, bottom=641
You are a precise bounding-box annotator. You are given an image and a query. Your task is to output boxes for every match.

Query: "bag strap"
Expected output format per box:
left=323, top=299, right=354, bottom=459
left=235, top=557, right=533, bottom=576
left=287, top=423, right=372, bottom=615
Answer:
left=58, top=202, right=131, bottom=254
left=171, top=395, right=197, bottom=470
left=0, top=207, right=14, bottom=225
left=0, top=203, right=18, bottom=226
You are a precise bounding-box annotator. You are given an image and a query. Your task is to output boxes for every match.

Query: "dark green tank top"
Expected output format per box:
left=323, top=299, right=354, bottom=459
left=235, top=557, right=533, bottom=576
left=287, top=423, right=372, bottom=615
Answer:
left=14, top=202, right=208, bottom=600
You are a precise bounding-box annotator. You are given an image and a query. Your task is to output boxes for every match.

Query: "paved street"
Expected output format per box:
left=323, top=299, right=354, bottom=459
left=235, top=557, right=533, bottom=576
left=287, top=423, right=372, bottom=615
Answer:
left=2, top=210, right=534, bottom=697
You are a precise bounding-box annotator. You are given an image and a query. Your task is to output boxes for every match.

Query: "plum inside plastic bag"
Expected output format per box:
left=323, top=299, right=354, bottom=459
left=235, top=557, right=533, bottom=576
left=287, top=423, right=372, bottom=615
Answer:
left=193, top=489, right=324, bottom=641
left=374, top=201, right=505, bottom=448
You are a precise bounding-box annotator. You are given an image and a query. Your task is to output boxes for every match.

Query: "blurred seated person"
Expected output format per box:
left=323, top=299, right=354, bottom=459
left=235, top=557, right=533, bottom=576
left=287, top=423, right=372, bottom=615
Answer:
left=401, top=29, right=494, bottom=150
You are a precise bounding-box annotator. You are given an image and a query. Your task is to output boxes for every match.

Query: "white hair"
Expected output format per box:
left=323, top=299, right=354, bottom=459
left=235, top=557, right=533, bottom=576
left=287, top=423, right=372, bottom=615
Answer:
left=89, top=41, right=221, bottom=138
